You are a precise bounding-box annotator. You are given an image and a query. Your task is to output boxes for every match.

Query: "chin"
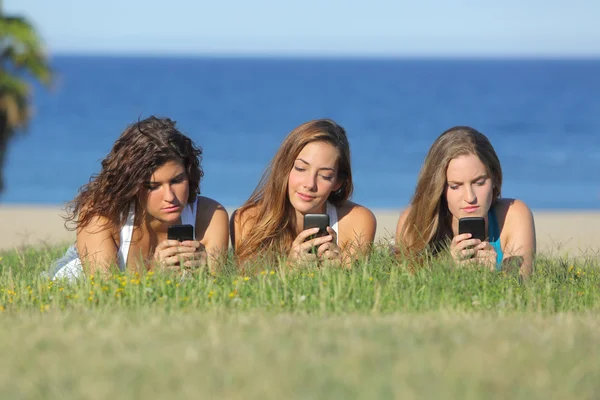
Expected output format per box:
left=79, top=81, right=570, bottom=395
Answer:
left=155, top=211, right=182, bottom=224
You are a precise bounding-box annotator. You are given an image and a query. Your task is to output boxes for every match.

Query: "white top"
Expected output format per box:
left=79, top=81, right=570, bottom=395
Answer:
left=325, top=201, right=339, bottom=243
left=51, top=200, right=198, bottom=281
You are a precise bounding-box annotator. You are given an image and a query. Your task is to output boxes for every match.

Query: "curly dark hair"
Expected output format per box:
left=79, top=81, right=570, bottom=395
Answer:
left=65, top=116, right=203, bottom=230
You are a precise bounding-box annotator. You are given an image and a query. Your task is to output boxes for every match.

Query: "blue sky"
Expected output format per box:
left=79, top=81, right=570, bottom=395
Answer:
left=7, top=0, right=600, bottom=57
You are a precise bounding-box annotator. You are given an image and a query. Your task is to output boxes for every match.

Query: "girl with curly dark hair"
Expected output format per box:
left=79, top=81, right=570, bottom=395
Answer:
left=51, top=116, right=229, bottom=279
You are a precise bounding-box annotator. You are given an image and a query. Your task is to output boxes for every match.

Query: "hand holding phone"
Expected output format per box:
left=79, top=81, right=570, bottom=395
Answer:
left=153, top=224, right=206, bottom=272
left=452, top=217, right=486, bottom=263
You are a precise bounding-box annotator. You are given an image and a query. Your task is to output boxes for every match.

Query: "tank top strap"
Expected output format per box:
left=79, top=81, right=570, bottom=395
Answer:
left=487, top=207, right=503, bottom=270
left=117, top=202, right=136, bottom=270
left=326, top=201, right=339, bottom=244
left=181, top=199, right=198, bottom=227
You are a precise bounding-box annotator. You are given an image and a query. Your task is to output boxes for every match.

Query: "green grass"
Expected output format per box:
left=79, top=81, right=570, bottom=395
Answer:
left=0, top=244, right=599, bottom=399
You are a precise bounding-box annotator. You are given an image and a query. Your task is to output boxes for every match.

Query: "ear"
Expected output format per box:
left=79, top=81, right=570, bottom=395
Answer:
left=332, top=181, right=343, bottom=193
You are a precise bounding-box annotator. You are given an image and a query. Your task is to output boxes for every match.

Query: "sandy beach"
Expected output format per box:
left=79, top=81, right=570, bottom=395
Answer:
left=1, top=205, right=599, bottom=256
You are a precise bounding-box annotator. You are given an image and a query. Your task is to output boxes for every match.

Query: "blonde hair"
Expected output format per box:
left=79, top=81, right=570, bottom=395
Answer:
left=235, top=119, right=353, bottom=263
left=399, top=126, right=502, bottom=257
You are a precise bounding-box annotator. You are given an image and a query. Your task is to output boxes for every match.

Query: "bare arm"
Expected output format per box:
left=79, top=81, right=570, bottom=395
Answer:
left=338, top=205, right=377, bottom=266
left=501, top=199, right=536, bottom=278
left=195, top=196, right=230, bottom=273
left=76, top=216, right=119, bottom=278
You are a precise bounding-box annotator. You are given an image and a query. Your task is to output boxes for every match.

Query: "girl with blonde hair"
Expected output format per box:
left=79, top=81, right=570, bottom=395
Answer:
left=396, top=126, right=536, bottom=277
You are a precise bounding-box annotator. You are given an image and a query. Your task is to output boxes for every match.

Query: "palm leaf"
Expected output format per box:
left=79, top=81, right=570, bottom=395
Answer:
left=0, top=16, right=52, bottom=83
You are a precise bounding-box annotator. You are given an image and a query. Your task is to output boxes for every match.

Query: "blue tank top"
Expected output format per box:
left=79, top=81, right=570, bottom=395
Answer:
left=488, top=208, right=503, bottom=270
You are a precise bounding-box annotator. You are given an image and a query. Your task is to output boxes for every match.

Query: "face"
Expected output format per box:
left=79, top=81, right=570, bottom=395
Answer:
left=139, top=160, right=189, bottom=224
left=287, top=141, right=342, bottom=214
left=445, top=153, right=494, bottom=222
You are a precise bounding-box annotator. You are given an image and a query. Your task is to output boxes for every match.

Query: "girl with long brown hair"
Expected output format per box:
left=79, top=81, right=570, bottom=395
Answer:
left=51, top=116, right=229, bottom=279
left=232, top=119, right=376, bottom=268
left=395, top=126, right=536, bottom=277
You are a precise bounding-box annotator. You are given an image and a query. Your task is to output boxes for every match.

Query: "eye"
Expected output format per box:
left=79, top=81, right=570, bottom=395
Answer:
left=475, top=179, right=487, bottom=186
left=319, top=174, right=334, bottom=181
left=294, top=166, right=306, bottom=172
left=448, top=184, right=459, bottom=190
left=144, top=183, right=160, bottom=191
left=171, top=176, right=186, bottom=184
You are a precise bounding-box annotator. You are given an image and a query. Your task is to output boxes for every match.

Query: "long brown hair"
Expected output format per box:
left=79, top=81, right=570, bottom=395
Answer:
left=235, top=119, right=353, bottom=262
left=399, top=126, right=502, bottom=256
left=65, top=116, right=203, bottom=230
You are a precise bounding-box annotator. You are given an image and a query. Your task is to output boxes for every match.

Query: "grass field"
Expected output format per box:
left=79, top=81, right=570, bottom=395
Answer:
left=0, top=244, right=599, bottom=399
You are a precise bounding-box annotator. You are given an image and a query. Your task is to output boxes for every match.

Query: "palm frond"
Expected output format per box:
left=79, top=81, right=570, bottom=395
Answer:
left=0, top=16, right=52, bottom=84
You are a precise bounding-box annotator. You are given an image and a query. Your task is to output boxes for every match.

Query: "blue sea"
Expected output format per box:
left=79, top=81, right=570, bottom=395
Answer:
left=3, top=56, right=600, bottom=209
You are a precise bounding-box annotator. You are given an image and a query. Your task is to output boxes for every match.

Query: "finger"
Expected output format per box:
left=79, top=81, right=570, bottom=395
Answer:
left=158, top=246, right=198, bottom=259
left=460, top=248, right=477, bottom=259
left=321, top=248, right=341, bottom=260
left=180, top=240, right=202, bottom=249
left=293, top=227, right=321, bottom=246
left=155, top=239, right=182, bottom=250
left=452, top=233, right=472, bottom=245
left=300, top=234, right=333, bottom=252
left=317, top=242, right=334, bottom=257
left=456, top=239, right=482, bottom=251
left=164, top=252, right=197, bottom=266
left=326, top=227, right=337, bottom=242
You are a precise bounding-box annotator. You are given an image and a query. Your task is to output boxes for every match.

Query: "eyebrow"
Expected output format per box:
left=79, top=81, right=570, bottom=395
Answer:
left=296, top=158, right=336, bottom=172
left=447, top=174, right=488, bottom=184
left=145, top=172, right=186, bottom=184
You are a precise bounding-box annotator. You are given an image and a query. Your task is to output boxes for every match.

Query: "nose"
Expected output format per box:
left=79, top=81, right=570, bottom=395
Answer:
left=302, top=173, right=318, bottom=192
left=464, top=185, right=477, bottom=203
left=163, top=184, right=176, bottom=202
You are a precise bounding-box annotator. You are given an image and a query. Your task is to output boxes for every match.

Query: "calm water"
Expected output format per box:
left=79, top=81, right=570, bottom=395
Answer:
left=3, top=56, right=600, bottom=209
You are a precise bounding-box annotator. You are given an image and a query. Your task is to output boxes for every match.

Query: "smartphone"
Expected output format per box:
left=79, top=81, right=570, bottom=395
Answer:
left=458, top=217, right=486, bottom=242
left=304, top=213, right=330, bottom=239
left=303, top=213, right=330, bottom=253
left=167, top=224, right=194, bottom=241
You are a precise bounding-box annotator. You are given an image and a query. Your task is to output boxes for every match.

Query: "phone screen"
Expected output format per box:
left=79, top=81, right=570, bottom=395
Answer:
left=458, top=217, right=486, bottom=242
left=167, top=224, right=194, bottom=241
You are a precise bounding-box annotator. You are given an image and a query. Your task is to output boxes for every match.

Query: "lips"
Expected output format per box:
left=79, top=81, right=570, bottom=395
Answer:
left=297, top=192, right=316, bottom=202
left=463, top=206, right=479, bottom=213
left=162, top=205, right=181, bottom=213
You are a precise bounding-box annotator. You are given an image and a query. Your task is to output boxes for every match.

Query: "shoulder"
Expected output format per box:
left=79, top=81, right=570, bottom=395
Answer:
left=337, top=201, right=377, bottom=228
left=77, top=214, right=118, bottom=237
left=494, top=198, right=533, bottom=222
left=233, top=204, right=259, bottom=223
left=395, top=206, right=412, bottom=234
left=76, top=214, right=119, bottom=254
left=195, top=196, right=227, bottom=214
left=494, top=198, right=535, bottom=234
left=397, top=206, right=412, bottom=226
left=194, top=196, right=229, bottom=227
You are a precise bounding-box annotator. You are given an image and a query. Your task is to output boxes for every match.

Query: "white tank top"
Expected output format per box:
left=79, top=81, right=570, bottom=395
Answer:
left=325, top=201, right=339, bottom=243
left=52, top=200, right=198, bottom=280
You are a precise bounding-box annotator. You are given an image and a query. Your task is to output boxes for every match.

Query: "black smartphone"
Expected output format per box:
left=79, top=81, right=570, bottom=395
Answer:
left=303, top=213, right=330, bottom=253
left=458, top=217, right=486, bottom=242
left=167, top=224, right=194, bottom=241
left=304, top=213, right=330, bottom=239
